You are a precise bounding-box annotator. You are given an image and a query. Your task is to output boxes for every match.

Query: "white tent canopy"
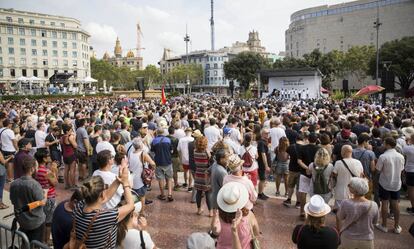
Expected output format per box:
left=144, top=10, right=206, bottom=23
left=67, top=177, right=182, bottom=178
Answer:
left=17, top=76, right=28, bottom=81
left=82, top=76, right=98, bottom=83
left=29, top=76, right=42, bottom=81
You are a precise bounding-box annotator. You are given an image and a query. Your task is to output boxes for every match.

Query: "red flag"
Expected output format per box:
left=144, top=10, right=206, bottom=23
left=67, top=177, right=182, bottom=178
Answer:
left=161, top=85, right=167, bottom=105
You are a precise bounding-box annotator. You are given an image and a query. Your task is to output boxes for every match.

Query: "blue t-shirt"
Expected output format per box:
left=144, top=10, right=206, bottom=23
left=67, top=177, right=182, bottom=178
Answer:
left=51, top=201, right=72, bottom=249
left=352, top=147, right=376, bottom=179
left=151, top=135, right=172, bottom=166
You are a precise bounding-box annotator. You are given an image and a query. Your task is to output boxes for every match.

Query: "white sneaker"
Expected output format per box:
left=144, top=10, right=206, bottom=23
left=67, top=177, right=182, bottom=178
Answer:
left=393, top=225, right=402, bottom=234
left=375, top=223, right=388, bottom=233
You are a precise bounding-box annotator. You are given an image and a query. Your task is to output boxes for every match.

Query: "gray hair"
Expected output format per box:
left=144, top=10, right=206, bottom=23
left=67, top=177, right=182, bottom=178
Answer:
left=348, top=177, right=369, bottom=196
left=101, top=130, right=111, bottom=141
left=132, top=137, right=144, bottom=151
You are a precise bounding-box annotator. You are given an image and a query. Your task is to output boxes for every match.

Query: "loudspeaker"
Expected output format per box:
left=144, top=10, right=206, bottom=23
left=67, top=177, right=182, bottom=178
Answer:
left=229, top=80, right=234, bottom=91
left=136, top=77, right=145, bottom=91
left=381, top=70, right=394, bottom=91
left=342, top=79, right=349, bottom=92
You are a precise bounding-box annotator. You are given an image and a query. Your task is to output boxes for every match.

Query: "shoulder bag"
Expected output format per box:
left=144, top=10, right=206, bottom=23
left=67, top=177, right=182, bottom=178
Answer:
left=140, top=230, right=146, bottom=249
left=63, top=211, right=101, bottom=249
left=249, top=220, right=261, bottom=249
left=141, top=151, right=154, bottom=186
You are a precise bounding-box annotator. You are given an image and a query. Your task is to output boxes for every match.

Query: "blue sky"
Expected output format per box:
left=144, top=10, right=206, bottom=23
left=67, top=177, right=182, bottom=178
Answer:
left=2, top=0, right=347, bottom=66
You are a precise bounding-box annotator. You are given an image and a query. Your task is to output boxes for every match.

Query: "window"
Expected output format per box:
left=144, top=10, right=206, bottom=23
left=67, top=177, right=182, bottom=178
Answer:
left=63, top=51, right=68, bottom=57
left=62, top=42, right=67, bottom=48
left=62, top=32, right=67, bottom=39
left=22, top=69, right=26, bottom=77
left=72, top=51, right=77, bottom=58
left=206, top=64, right=210, bottom=69
left=0, top=69, right=3, bottom=77
left=52, top=59, right=58, bottom=66
left=19, top=28, right=25, bottom=35
left=214, top=63, right=218, bottom=69
left=72, top=33, right=77, bottom=40
left=43, top=60, right=48, bottom=66
left=60, top=23, right=65, bottom=27
left=53, top=50, right=58, bottom=57
left=8, top=37, right=13, bottom=45
left=52, top=31, right=57, bottom=38
left=0, top=47, right=2, bottom=54
left=42, top=50, right=48, bottom=56
left=54, top=70, right=58, bottom=75
left=52, top=41, right=57, bottom=48
left=33, top=69, right=38, bottom=77
left=31, top=29, right=36, bottom=36
left=72, top=60, right=77, bottom=66
left=32, top=58, right=37, bottom=65
left=44, top=70, right=48, bottom=77
left=9, top=58, right=15, bottom=65
left=206, top=71, right=210, bottom=76
left=41, top=30, right=47, bottom=37
left=32, top=49, right=37, bottom=56
left=0, top=57, right=2, bottom=65
left=11, top=69, right=16, bottom=77
left=63, top=60, right=68, bottom=66
left=20, top=48, right=26, bottom=55
left=20, top=58, right=26, bottom=65
left=74, top=70, right=77, bottom=78
left=214, top=71, right=218, bottom=76
left=30, top=19, right=34, bottom=25
left=6, top=17, right=12, bottom=22
left=72, top=42, right=77, bottom=49
left=31, top=39, right=37, bottom=46
left=42, top=40, right=47, bottom=47
left=40, top=20, right=45, bottom=25
left=7, top=27, right=13, bottom=34
left=8, top=48, right=14, bottom=55
left=51, top=22, right=55, bottom=26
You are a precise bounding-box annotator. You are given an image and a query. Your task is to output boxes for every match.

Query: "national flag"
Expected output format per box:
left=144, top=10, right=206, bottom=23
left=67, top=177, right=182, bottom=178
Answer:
left=161, top=85, right=167, bottom=105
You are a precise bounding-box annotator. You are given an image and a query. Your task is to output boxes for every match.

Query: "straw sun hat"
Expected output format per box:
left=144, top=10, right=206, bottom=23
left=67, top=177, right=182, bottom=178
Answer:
left=217, top=182, right=249, bottom=213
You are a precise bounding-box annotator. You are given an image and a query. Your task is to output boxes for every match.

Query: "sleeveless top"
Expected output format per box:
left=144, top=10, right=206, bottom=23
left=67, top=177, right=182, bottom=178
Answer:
left=194, top=151, right=211, bottom=191
left=60, top=134, right=75, bottom=158
left=129, top=151, right=145, bottom=190
left=216, top=216, right=252, bottom=249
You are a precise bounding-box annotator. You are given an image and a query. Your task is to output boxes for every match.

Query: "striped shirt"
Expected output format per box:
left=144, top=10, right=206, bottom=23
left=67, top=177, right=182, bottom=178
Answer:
left=35, top=164, right=56, bottom=198
left=73, top=201, right=119, bottom=249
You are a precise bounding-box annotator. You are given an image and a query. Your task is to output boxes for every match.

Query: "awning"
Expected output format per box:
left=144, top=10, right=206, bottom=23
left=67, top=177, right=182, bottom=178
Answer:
left=82, top=76, right=98, bottom=83
left=17, top=76, right=28, bottom=81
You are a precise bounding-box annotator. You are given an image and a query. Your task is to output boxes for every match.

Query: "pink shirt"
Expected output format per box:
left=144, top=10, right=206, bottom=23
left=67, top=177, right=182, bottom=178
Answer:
left=216, top=217, right=252, bottom=249
left=223, top=175, right=258, bottom=210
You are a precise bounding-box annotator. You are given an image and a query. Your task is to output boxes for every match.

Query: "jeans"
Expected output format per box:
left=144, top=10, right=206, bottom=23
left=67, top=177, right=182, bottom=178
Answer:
left=196, top=190, right=212, bottom=210
left=0, top=174, right=5, bottom=201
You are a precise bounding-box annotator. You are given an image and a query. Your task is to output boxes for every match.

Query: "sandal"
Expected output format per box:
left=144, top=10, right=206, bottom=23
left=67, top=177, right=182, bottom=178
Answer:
left=157, top=195, right=166, bottom=201
left=0, top=203, right=9, bottom=209
left=167, top=195, right=174, bottom=202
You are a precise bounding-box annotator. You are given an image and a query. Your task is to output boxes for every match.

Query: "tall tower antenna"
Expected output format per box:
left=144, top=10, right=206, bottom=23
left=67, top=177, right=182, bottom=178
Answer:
left=136, top=21, right=143, bottom=57
left=210, top=0, right=215, bottom=51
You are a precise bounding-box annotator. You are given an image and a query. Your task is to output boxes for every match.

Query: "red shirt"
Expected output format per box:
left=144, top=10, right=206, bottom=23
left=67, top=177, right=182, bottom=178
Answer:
left=35, top=164, right=56, bottom=198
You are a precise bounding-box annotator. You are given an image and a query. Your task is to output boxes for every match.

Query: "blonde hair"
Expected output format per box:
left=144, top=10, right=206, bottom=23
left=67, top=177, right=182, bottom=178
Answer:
left=314, top=148, right=331, bottom=167
left=81, top=176, right=105, bottom=205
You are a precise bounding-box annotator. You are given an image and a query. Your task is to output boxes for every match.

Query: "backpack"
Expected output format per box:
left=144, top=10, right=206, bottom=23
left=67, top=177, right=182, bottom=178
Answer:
left=241, top=147, right=253, bottom=168
left=313, top=165, right=330, bottom=194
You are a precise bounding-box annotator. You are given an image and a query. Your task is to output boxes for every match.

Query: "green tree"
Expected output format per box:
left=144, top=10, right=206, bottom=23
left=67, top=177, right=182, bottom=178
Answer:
left=342, top=46, right=375, bottom=84
left=90, top=57, right=118, bottom=88
left=224, top=52, right=269, bottom=92
left=142, top=65, right=161, bottom=88
left=368, top=36, right=414, bottom=94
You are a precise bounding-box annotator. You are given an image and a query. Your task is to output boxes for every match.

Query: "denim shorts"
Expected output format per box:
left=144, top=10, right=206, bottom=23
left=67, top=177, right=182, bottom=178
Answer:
left=155, top=164, right=173, bottom=180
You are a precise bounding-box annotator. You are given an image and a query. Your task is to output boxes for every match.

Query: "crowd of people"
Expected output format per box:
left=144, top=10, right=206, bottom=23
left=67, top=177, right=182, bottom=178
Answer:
left=1, top=95, right=414, bottom=249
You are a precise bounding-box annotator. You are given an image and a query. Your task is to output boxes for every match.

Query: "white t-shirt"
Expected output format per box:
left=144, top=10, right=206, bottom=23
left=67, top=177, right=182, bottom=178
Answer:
left=238, top=145, right=258, bottom=172
left=35, top=130, right=47, bottom=148
left=0, top=128, right=16, bottom=152
left=173, top=129, right=186, bottom=140
left=177, top=136, right=194, bottom=165
left=376, top=149, right=405, bottom=191
left=92, top=170, right=123, bottom=209
left=403, top=145, right=414, bottom=173
left=270, top=127, right=286, bottom=151
left=118, top=229, right=155, bottom=249
left=230, top=127, right=241, bottom=145
left=96, top=141, right=116, bottom=156
left=129, top=151, right=145, bottom=190
left=204, top=125, right=222, bottom=151
left=223, top=137, right=240, bottom=155
left=333, top=158, right=363, bottom=200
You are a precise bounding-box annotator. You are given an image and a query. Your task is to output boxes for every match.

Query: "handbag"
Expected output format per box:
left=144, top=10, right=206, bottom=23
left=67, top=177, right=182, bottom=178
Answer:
left=249, top=221, right=261, bottom=249
left=141, top=152, right=154, bottom=186
left=63, top=211, right=101, bottom=249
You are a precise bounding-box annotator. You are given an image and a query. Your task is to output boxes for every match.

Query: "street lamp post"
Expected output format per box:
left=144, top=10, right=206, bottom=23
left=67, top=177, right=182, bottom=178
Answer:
left=374, top=1, right=382, bottom=86
left=184, top=25, right=190, bottom=95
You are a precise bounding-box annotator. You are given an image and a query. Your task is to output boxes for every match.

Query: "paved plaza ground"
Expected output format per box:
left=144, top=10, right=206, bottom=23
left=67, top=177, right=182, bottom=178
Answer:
left=1, top=174, right=414, bottom=249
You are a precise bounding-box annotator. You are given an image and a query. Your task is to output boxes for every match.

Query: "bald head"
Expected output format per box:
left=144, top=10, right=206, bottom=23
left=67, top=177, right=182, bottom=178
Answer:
left=341, top=145, right=353, bottom=158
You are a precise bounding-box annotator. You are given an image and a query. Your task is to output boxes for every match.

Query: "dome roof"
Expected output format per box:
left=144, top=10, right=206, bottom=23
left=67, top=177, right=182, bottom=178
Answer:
left=103, top=51, right=110, bottom=60
left=126, top=50, right=135, bottom=57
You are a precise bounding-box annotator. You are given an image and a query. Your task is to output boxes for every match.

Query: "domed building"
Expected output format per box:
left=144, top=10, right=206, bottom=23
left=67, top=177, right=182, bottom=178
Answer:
left=102, top=36, right=143, bottom=70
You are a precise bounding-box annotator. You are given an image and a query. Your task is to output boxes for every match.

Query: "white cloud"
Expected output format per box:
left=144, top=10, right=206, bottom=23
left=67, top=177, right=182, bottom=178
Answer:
left=85, top=22, right=117, bottom=49
left=157, top=32, right=185, bottom=54
left=145, top=6, right=170, bottom=20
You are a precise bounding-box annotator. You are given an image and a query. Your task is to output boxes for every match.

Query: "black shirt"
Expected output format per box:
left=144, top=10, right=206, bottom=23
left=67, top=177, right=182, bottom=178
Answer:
left=287, top=143, right=302, bottom=172
left=257, top=139, right=270, bottom=170
left=298, top=144, right=320, bottom=176
left=167, top=135, right=179, bottom=157
left=45, top=133, right=59, bottom=152
left=286, top=128, right=299, bottom=145
left=332, top=140, right=354, bottom=161
left=352, top=124, right=370, bottom=137
left=292, top=225, right=339, bottom=249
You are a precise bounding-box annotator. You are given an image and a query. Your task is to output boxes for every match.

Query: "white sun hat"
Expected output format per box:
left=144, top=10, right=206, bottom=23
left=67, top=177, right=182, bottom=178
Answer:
left=217, top=182, right=249, bottom=213
left=304, top=195, right=331, bottom=217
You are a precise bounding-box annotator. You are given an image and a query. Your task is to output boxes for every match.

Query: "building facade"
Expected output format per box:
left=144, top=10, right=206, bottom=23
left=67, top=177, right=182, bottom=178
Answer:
left=102, top=36, right=143, bottom=71
left=159, top=31, right=281, bottom=94
left=0, top=8, right=91, bottom=92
